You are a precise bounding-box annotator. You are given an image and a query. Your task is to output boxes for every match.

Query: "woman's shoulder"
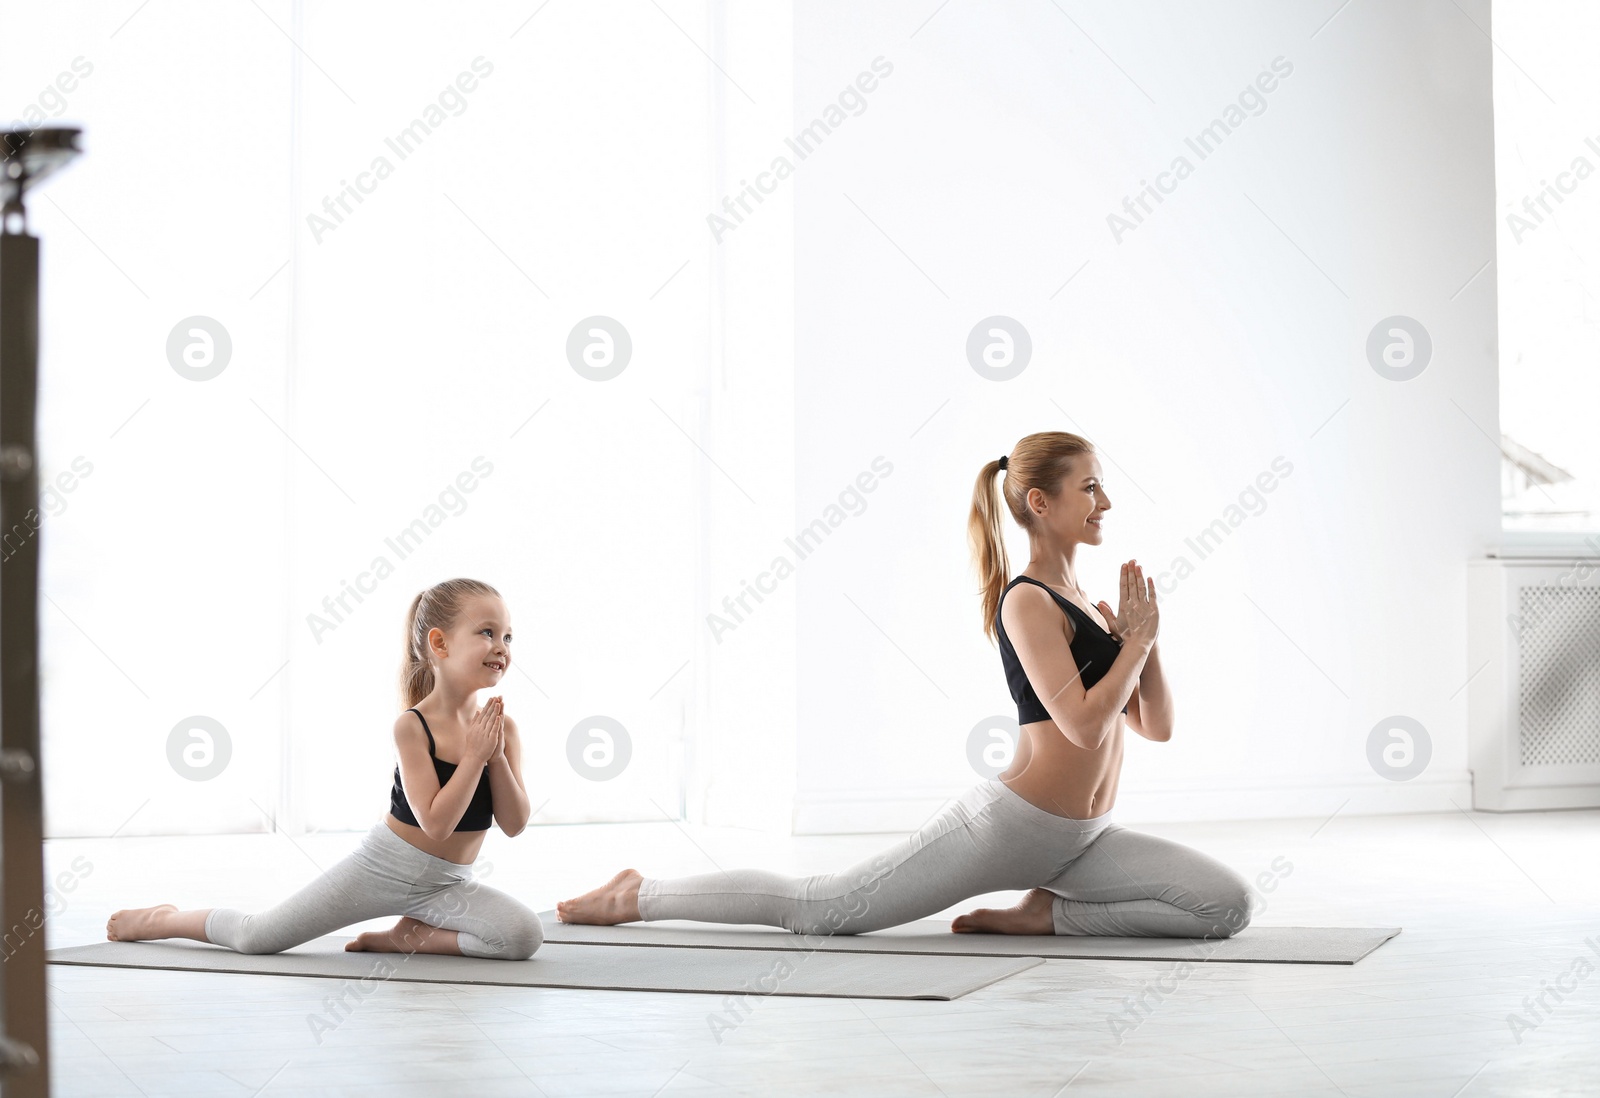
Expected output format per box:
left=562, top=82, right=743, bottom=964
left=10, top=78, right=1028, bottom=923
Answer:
left=1001, top=573, right=1048, bottom=599
left=1002, top=574, right=1062, bottom=611
left=999, top=575, right=1072, bottom=635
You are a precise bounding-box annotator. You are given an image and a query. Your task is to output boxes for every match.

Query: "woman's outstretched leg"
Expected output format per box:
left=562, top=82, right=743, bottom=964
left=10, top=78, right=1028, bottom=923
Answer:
left=558, top=783, right=1066, bottom=935
left=557, top=868, right=644, bottom=925
left=560, top=853, right=918, bottom=935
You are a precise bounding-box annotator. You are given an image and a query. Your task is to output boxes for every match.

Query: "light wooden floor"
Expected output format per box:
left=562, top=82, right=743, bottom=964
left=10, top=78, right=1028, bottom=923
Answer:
left=40, top=806, right=1600, bottom=1097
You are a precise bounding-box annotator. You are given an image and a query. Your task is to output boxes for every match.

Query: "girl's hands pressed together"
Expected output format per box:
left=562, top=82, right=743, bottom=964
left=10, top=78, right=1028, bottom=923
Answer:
left=1097, top=560, right=1159, bottom=650
left=487, top=696, right=508, bottom=762
left=466, top=695, right=505, bottom=766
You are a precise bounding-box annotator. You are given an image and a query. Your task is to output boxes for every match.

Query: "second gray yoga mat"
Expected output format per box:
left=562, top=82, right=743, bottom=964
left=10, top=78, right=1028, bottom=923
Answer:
left=46, top=938, right=1040, bottom=1000
left=535, top=915, right=1400, bottom=964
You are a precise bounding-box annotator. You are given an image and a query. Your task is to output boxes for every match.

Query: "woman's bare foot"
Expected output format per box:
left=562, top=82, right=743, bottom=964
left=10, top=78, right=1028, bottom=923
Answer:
left=950, top=888, right=1055, bottom=935
left=555, top=868, right=643, bottom=925
left=106, top=904, right=178, bottom=942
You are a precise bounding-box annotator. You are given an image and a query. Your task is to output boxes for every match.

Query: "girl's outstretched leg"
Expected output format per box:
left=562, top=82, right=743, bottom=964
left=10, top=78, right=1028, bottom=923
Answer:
left=106, top=904, right=213, bottom=943
left=112, top=823, right=420, bottom=955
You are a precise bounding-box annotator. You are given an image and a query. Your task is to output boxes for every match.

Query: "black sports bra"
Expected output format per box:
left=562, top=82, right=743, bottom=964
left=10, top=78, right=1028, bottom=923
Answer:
left=389, top=708, right=494, bottom=832
left=997, top=575, right=1129, bottom=725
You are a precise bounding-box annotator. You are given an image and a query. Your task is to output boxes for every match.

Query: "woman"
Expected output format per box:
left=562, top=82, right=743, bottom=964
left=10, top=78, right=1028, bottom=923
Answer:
left=559, top=432, right=1252, bottom=939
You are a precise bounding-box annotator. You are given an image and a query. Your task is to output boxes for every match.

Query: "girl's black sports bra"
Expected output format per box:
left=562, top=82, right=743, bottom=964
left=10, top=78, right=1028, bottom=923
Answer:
left=389, top=708, right=494, bottom=832
left=996, top=575, right=1129, bottom=725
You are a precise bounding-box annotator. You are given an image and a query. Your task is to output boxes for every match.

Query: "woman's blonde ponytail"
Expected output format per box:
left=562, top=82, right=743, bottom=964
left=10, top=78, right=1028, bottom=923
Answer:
left=969, top=457, right=1012, bottom=643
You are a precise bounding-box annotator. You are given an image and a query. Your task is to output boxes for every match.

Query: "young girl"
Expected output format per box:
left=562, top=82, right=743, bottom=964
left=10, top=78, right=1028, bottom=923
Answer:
left=558, top=432, right=1254, bottom=940
left=108, top=578, right=544, bottom=960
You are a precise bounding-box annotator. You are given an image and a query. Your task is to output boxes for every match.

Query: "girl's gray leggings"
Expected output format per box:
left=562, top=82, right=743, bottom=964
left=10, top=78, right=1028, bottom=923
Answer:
left=638, top=780, right=1254, bottom=938
left=204, top=819, right=543, bottom=959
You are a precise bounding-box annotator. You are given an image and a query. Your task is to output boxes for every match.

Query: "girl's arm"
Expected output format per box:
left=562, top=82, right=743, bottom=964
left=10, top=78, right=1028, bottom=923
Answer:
left=487, top=714, right=532, bottom=836
left=393, top=709, right=498, bottom=840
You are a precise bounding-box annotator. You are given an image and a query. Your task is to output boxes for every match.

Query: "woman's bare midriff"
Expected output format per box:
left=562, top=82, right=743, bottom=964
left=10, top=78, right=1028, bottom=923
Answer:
left=999, top=713, right=1124, bottom=819
left=381, top=813, right=487, bottom=866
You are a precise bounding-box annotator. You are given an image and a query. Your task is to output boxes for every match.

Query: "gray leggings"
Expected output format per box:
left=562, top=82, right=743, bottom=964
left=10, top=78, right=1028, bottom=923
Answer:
left=638, top=780, right=1253, bottom=938
left=204, top=819, right=543, bottom=959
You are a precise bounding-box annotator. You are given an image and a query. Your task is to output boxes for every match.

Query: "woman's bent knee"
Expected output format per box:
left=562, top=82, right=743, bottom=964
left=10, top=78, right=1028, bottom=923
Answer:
left=1195, top=869, right=1254, bottom=938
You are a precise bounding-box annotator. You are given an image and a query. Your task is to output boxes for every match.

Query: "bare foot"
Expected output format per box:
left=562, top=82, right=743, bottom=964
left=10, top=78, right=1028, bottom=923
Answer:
left=555, top=868, right=643, bottom=925
left=106, top=904, right=177, bottom=942
left=951, top=888, right=1055, bottom=935
left=345, top=916, right=429, bottom=952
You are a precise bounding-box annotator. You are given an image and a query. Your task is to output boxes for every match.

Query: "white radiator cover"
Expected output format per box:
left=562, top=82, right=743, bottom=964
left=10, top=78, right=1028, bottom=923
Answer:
left=1468, top=558, right=1600, bottom=810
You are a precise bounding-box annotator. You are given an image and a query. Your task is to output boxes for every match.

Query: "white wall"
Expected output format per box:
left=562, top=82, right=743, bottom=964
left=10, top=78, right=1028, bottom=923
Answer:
left=788, top=0, right=1498, bottom=830
left=11, top=0, right=1503, bottom=837
left=690, top=3, right=800, bottom=832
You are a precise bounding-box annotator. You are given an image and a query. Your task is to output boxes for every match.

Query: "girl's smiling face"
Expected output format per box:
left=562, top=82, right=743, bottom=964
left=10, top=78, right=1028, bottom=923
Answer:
left=430, top=593, right=512, bottom=687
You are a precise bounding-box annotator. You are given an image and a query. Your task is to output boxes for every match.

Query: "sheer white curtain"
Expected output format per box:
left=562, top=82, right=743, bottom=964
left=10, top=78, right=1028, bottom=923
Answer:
left=20, top=0, right=719, bottom=836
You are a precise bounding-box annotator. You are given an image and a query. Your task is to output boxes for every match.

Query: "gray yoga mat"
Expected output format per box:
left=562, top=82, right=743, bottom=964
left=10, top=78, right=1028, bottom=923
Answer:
left=45, top=937, right=1041, bottom=1000
left=535, top=914, right=1400, bottom=965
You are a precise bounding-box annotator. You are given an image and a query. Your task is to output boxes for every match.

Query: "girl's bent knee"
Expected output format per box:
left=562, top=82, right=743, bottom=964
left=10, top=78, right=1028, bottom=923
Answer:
left=492, top=912, right=544, bottom=960
left=507, top=917, right=544, bottom=960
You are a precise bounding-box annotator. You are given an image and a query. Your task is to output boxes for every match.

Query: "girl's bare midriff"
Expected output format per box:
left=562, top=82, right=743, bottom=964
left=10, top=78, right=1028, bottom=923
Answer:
left=999, top=714, right=1123, bottom=820
left=382, top=812, right=489, bottom=866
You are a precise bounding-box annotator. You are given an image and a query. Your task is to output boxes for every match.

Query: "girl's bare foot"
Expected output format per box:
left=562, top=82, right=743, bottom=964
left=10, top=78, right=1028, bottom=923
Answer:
left=555, top=868, right=643, bottom=925
left=106, top=904, right=178, bottom=942
left=950, top=887, right=1055, bottom=935
left=345, top=916, right=428, bottom=952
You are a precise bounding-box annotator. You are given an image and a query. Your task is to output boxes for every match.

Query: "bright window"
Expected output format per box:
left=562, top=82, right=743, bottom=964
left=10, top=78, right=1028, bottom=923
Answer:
left=1493, top=0, right=1600, bottom=537
left=14, top=2, right=712, bottom=835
